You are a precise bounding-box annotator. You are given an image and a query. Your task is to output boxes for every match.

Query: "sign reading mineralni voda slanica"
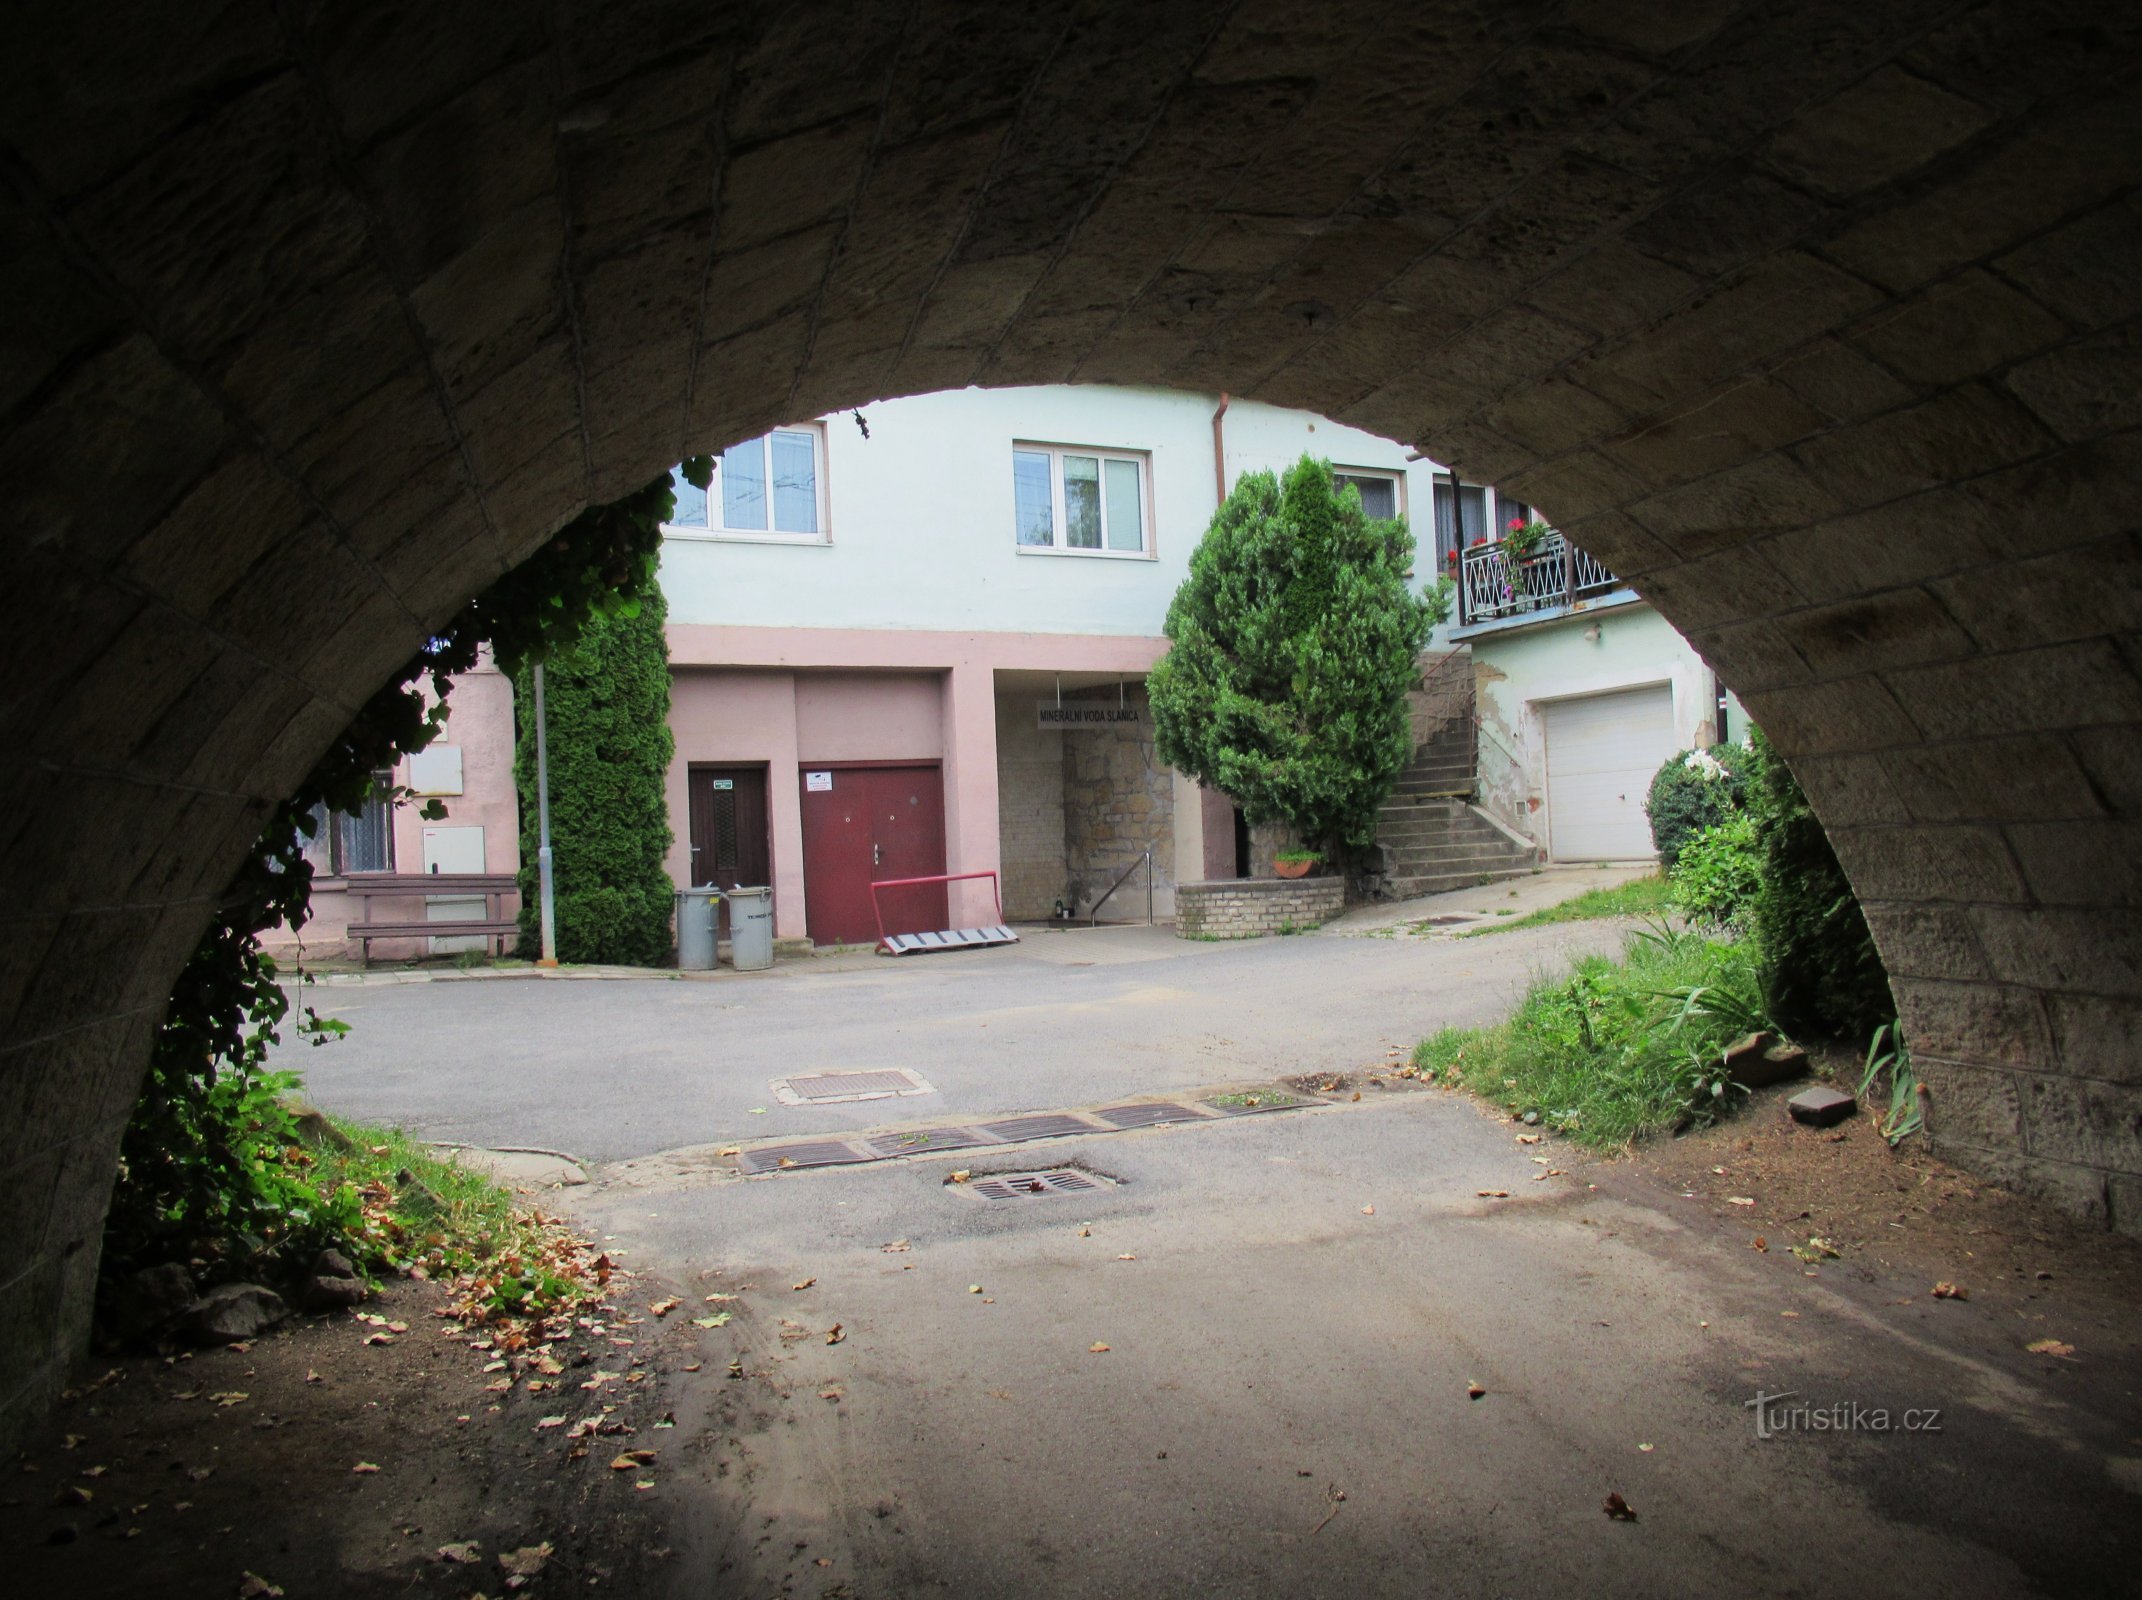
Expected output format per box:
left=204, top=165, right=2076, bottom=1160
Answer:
left=1038, top=702, right=1144, bottom=729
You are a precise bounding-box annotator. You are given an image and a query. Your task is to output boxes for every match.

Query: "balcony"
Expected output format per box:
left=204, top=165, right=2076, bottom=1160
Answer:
left=1452, top=528, right=1627, bottom=630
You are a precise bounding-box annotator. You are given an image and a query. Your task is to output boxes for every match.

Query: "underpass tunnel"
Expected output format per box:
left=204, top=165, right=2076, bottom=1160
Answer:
left=3, top=0, right=2139, bottom=1447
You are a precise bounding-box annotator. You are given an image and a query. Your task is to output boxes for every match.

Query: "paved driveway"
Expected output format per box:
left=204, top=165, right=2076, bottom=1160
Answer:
left=285, top=920, right=2142, bottom=1598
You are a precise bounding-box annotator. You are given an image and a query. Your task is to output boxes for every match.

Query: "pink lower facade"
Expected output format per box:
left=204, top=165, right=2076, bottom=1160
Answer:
left=666, top=625, right=1181, bottom=941
left=272, top=626, right=1203, bottom=957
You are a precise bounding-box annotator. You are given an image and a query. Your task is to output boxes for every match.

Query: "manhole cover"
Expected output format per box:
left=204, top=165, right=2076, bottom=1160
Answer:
left=863, top=1126, right=993, bottom=1159
left=964, top=1169, right=1107, bottom=1201
left=736, top=1140, right=871, bottom=1174
left=980, top=1112, right=1103, bottom=1143
left=772, top=1067, right=935, bottom=1106
left=1092, top=1103, right=1208, bottom=1129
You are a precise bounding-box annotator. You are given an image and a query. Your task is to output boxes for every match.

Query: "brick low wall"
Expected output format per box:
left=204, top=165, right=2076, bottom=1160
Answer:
left=1176, top=877, right=1346, bottom=939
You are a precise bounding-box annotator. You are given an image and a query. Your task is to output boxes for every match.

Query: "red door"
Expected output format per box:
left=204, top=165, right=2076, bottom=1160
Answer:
left=799, top=765, right=949, bottom=945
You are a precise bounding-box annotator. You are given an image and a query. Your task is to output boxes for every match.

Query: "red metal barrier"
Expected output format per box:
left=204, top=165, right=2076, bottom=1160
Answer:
left=869, top=870, right=1005, bottom=953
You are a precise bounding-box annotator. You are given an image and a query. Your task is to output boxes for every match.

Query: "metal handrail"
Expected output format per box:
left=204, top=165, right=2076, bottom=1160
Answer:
left=1088, top=842, right=1157, bottom=926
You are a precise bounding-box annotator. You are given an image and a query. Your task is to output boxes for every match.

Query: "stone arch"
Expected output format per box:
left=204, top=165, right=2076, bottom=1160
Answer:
left=4, top=1, right=2139, bottom=1441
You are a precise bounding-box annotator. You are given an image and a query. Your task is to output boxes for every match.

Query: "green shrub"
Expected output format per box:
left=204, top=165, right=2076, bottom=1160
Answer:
left=514, top=588, right=677, bottom=965
left=1644, top=743, right=1749, bottom=868
left=1671, top=812, right=1761, bottom=929
left=1148, top=456, right=1443, bottom=858
left=1743, top=726, right=1892, bottom=1040
left=1414, top=925, right=1766, bottom=1147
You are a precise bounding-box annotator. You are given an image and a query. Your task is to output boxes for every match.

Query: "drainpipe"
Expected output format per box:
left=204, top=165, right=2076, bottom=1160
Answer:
left=532, top=663, right=559, bottom=968
left=1210, top=392, right=1230, bottom=504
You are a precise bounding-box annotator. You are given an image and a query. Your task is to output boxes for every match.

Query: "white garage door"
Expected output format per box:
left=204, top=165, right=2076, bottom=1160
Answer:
left=1543, top=686, right=1677, bottom=862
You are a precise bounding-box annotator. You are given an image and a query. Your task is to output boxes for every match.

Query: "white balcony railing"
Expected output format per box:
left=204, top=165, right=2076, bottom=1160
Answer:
left=1455, top=529, right=1621, bottom=626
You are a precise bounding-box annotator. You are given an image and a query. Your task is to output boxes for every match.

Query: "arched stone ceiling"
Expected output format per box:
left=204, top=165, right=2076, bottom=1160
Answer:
left=3, top=0, right=2138, bottom=1444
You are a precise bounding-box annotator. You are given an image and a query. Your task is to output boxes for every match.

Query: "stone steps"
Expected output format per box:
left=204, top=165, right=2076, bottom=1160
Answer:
left=1359, top=680, right=1541, bottom=902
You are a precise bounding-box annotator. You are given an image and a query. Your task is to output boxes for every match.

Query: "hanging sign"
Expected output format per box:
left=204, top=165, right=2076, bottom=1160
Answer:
left=1038, top=702, right=1144, bottom=729
left=805, top=770, right=833, bottom=791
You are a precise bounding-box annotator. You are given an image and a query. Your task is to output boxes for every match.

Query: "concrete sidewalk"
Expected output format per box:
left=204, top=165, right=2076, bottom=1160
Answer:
left=1321, top=861, right=1657, bottom=937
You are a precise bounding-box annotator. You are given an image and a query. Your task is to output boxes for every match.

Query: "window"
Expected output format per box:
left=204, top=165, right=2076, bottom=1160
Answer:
left=1011, top=444, right=1150, bottom=555
left=1334, top=469, right=1402, bottom=522
left=304, top=775, right=395, bottom=876
left=1431, top=475, right=1491, bottom=570
left=665, top=425, right=827, bottom=540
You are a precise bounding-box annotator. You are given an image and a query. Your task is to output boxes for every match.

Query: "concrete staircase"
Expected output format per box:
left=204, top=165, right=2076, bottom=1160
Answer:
left=1366, top=702, right=1541, bottom=901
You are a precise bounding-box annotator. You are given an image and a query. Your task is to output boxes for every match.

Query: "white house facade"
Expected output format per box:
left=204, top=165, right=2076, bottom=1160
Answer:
left=272, top=384, right=1739, bottom=960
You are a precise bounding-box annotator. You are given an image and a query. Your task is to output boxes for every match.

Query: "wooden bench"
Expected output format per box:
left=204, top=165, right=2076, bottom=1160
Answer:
left=343, top=873, right=522, bottom=963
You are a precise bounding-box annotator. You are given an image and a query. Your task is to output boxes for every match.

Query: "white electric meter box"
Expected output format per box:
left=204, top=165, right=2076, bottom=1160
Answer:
left=406, top=744, right=465, bottom=795
left=421, top=825, right=487, bottom=953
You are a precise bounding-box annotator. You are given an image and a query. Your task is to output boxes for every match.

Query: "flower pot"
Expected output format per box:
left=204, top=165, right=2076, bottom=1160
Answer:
left=1273, top=858, right=1316, bottom=880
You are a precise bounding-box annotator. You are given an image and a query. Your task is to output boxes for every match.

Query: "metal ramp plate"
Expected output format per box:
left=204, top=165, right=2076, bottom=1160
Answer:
left=882, top=925, right=1019, bottom=956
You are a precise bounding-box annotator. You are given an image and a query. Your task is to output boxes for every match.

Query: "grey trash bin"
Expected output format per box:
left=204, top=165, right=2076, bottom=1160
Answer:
left=727, top=885, right=774, bottom=971
left=675, top=887, right=721, bottom=971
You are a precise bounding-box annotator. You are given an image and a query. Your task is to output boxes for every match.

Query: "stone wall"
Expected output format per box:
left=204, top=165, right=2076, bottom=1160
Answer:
left=995, top=695, right=1065, bottom=919
left=1062, top=688, right=1175, bottom=918
left=1177, top=878, right=1347, bottom=939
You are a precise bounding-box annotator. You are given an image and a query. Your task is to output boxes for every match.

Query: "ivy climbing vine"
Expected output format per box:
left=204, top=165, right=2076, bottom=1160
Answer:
left=103, top=462, right=711, bottom=1294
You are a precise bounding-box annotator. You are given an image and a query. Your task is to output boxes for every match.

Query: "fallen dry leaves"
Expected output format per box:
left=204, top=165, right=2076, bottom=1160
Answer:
left=1603, top=1491, right=1638, bottom=1522
left=1476, top=1190, right=1509, bottom=1199
left=826, top=1324, right=846, bottom=1345
left=1089, top=1341, right=1111, bottom=1353
left=2026, top=1337, right=2076, bottom=1358
left=499, top=1542, right=554, bottom=1580
left=1932, top=1282, right=1970, bottom=1300
left=792, top=1278, right=816, bottom=1291
left=648, top=1297, right=680, bottom=1318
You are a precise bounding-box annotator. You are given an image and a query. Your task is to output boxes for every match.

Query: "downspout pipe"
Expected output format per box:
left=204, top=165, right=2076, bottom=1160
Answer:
left=1211, top=392, right=1230, bottom=504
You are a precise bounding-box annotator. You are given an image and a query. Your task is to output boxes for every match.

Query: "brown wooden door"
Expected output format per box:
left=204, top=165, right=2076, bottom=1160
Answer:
left=798, top=764, right=948, bottom=946
left=687, top=766, right=770, bottom=936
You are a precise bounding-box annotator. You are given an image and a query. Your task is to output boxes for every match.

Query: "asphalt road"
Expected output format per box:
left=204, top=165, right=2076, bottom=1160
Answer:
left=286, top=919, right=1633, bottom=1161
left=286, top=922, right=2142, bottom=1598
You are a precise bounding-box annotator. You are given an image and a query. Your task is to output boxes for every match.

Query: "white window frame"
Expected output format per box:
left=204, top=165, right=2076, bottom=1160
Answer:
left=1332, top=465, right=1406, bottom=523
left=662, top=422, right=832, bottom=545
left=1011, top=442, right=1155, bottom=559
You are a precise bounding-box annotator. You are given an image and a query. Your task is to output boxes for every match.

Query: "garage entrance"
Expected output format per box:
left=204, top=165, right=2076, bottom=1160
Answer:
left=798, top=764, right=949, bottom=946
left=1542, top=687, right=1677, bottom=862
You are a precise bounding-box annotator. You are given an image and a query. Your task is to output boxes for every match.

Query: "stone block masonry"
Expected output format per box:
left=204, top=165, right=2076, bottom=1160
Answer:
left=6, top=0, right=2142, bottom=1452
left=1176, top=878, right=1347, bottom=940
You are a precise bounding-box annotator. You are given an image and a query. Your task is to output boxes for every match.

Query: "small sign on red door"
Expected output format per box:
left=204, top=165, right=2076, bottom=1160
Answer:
left=805, top=770, right=833, bottom=791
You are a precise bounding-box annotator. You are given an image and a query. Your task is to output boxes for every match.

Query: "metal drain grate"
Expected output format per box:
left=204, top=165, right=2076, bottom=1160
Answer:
left=979, top=1112, right=1102, bottom=1142
left=966, top=1169, right=1103, bottom=1201
left=863, top=1126, right=993, bottom=1159
left=736, top=1140, right=870, bottom=1174
left=772, top=1067, right=935, bottom=1106
left=1092, top=1102, right=1207, bottom=1129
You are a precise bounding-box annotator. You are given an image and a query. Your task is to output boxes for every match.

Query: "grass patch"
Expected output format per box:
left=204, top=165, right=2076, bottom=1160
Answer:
left=1452, top=873, right=1673, bottom=936
left=1414, top=924, right=1766, bottom=1149
left=295, top=1111, right=600, bottom=1323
